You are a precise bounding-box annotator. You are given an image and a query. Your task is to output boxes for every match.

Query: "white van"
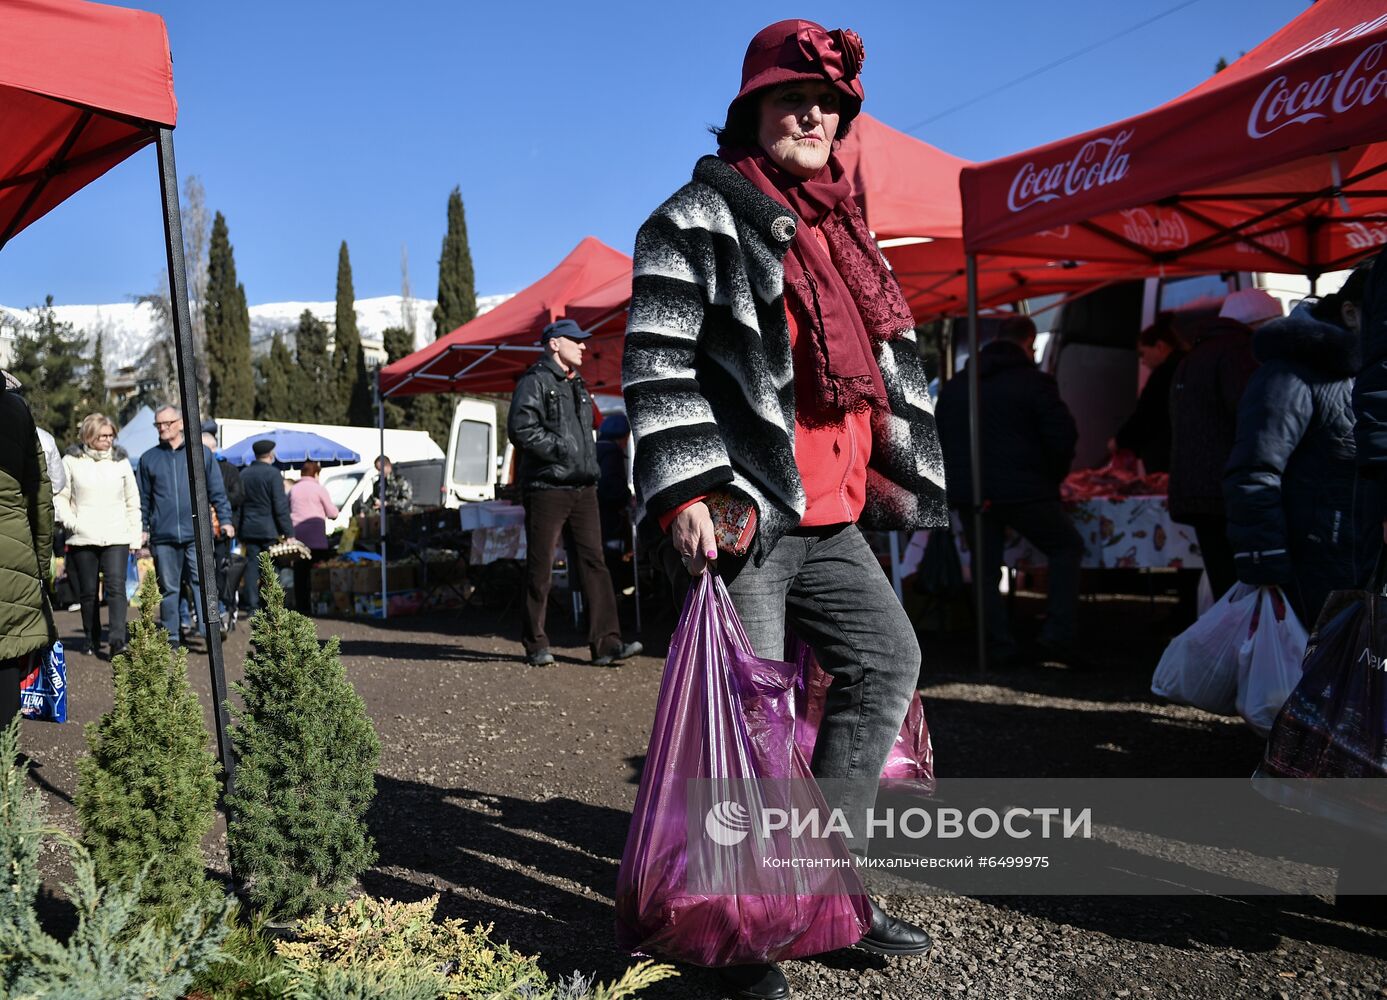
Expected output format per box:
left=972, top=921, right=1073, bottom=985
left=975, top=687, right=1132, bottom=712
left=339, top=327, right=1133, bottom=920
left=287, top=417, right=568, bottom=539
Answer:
left=216, top=402, right=500, bottom=535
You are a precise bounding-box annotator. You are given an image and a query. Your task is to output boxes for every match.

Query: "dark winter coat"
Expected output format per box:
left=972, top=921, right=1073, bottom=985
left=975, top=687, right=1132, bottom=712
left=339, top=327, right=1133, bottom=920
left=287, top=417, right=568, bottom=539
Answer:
left=0, top=382, right=54, bottom=661
left=623, top=156, right=947, bottom=564
left=1169, top=318, right=1260, bottom=521
left=137, top=439, right=230, bottom=546
left=508, top=355, right=600, bottom=491
left=237, top=461, right=293, bottom=541
left=935, top=340, right=1078, bottom=508
left=1353, top=252, right=1387, bottom=473
left=218, top=459, right=244, bottom=520
left=1114, top=350, right=1183, bottom=474
left=1224, top=308, right=1377, bottom=625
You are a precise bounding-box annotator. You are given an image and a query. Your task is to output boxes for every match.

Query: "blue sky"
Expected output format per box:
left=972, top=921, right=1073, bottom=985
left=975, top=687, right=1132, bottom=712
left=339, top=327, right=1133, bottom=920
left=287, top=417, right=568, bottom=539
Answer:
left=0, top=0, right=1308, bottom=308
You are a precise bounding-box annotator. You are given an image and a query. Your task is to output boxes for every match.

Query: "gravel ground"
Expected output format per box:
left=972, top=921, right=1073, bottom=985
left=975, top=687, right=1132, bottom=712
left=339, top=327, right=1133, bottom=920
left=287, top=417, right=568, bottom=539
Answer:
left=22, top=587, right=1387, bottom=999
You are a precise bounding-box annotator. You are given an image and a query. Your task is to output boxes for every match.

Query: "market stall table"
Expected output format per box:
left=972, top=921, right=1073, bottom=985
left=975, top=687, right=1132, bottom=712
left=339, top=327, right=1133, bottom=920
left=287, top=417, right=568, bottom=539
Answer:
left=996, top=495, right=1203, bottom=572
left=896, top=495, right=1203, bottom=579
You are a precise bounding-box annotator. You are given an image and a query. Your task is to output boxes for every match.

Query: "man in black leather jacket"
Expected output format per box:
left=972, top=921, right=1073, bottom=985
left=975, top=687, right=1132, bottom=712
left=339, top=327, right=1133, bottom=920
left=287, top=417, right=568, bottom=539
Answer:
left=508, top=320, right=640, bottom=667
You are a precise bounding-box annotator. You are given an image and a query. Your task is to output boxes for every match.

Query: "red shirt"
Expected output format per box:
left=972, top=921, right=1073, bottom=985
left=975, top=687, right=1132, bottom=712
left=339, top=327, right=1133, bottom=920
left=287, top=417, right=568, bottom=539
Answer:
left=661, top=226, right=872, bottom=531
left=787, top=291, right=873, bottom=527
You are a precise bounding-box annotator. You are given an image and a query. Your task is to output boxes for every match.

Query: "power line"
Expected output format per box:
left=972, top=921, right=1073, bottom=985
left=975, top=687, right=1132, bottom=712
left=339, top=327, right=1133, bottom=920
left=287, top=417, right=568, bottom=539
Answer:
left=901, top=0, right=1206, bottom=134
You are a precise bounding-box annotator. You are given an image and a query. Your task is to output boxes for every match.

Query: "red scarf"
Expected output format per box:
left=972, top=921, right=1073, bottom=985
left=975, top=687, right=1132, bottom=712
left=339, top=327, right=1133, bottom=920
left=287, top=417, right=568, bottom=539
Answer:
left=719, top=147, right=914, bottom=423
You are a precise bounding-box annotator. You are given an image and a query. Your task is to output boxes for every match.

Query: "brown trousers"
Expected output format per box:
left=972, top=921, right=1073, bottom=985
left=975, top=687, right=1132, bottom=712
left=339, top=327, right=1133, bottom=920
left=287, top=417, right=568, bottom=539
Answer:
left=522, top=486, right=622, bottom=657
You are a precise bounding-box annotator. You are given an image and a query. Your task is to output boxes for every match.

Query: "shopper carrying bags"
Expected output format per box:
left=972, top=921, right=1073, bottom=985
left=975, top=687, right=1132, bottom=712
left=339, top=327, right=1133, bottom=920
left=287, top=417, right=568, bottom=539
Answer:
left=622, top=19, right=947, bottom=998
left=0, top=369, right=55, bottom=731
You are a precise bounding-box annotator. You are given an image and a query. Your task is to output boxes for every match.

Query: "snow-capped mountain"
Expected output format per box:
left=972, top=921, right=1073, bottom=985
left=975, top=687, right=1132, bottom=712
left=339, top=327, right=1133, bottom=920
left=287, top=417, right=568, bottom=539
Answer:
left=0, top=293, right=512, bottom=371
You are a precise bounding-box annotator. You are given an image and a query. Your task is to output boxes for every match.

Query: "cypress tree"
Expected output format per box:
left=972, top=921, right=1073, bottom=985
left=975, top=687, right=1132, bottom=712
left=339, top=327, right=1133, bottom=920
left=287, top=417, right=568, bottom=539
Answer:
left=412, top=394, right=453, bottom=452
left=292, top=309, right=336, bottom=421
left=204, top=212, right=254, bottom=418
left=75, top=574, right=220, bottom=919
left=333, top=241, right=373, bottom=425
left=419, top=187, right=480, bottom=449
left=86, top=332, right=108, bottom=413
left=9, top=297, right=87, bottom=447
left=227, top=555, right=381, bottom=919
left=433, top=187, right=477, bottom=336
left=255, top=332, right=295, bottom=420
left=381, top=326, right=413, bottom=429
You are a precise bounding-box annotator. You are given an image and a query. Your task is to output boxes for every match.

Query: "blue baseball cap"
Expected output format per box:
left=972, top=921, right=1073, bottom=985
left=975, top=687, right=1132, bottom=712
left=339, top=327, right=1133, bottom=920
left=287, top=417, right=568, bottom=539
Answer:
left=542, top=318, right=591, bottom=343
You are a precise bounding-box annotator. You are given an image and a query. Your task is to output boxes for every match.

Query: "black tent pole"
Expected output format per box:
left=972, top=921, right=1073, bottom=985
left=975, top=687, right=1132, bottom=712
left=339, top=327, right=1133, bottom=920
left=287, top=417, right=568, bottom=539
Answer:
left=966, top=254, right=987, bottom=675
left=376, top=366, right=388, bottom=619
left=155, top=129, right=238, bottom=859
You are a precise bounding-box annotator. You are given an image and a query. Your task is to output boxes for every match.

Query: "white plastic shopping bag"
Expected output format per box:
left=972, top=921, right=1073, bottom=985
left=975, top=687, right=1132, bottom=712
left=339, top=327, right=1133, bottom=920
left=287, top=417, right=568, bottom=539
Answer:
left=1151, top=582, right=1259, bottom=714
left=1195, top=570, right=1214, bottom=617
left=1235, top=587, right=1309, bottom=737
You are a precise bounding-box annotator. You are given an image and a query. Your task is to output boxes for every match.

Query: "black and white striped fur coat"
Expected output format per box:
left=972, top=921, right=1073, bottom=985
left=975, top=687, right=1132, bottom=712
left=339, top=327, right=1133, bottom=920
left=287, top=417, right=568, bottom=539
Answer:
left=623, top=155, right=948, bottom=565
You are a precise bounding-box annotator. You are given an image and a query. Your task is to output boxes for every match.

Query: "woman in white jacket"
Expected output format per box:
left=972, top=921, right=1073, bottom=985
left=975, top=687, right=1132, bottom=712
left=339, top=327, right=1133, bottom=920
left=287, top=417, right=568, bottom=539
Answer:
left=55, top=413, right=141, bottom=657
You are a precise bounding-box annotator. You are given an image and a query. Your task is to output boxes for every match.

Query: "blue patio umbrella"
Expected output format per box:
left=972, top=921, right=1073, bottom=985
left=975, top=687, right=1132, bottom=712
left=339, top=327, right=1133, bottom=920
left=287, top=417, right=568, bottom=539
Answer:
left=219, top=429, right=360, bottom=467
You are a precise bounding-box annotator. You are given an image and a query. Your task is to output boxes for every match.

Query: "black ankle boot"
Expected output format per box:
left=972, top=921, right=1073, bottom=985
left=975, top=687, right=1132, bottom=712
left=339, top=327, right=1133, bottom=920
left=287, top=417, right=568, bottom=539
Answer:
left=717, top=962, right=789, bottom=999
left=856, top=899, right=933, bottom=956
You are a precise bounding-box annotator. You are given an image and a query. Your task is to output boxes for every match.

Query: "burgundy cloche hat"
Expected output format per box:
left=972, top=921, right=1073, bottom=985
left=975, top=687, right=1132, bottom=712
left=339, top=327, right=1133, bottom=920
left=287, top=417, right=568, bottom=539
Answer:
left=729, top=19, right=866, bottom=123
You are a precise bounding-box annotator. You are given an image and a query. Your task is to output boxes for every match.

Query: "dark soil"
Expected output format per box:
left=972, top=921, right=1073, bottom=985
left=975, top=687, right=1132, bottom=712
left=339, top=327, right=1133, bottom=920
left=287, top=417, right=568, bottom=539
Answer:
left=24, top=586, right=1387, bottom=999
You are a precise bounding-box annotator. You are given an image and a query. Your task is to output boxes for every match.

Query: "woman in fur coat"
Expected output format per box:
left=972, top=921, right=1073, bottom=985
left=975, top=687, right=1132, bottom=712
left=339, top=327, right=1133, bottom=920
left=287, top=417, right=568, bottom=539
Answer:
left=622, top=19, right=947, bottom=998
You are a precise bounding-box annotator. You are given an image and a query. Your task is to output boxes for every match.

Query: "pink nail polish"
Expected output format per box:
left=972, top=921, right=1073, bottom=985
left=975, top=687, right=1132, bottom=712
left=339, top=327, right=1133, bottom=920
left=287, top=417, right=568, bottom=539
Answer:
left=706, top=549, right=717, bottom=559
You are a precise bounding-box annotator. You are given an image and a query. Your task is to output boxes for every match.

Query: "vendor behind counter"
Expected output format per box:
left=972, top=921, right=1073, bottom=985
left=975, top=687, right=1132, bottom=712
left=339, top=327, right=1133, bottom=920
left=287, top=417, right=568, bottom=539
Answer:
left=1112, top=315, right=1185, bottom=475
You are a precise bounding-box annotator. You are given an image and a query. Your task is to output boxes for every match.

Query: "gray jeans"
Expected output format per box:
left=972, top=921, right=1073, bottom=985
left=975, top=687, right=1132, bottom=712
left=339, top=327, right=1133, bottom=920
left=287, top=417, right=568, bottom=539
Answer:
left=724, top=524, right=920, bottom=854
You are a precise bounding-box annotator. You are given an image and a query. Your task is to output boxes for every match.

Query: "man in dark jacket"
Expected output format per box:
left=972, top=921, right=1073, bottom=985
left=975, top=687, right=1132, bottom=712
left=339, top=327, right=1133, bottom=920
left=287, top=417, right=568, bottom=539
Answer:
left=508, top=319, right=640, bottom=667
left=936, top=315, right=1083, bottom=666
left=203, top=422, right=242, bottom=629
left=138, top=405, right=231, bottom=648
left=237, top=439, right=293, bottom=614
left=1224, top=302, right=1376, bottom=627
left=0, top=371, right=54, bottom=729
left=1169, top=290, right=1276, bottom=600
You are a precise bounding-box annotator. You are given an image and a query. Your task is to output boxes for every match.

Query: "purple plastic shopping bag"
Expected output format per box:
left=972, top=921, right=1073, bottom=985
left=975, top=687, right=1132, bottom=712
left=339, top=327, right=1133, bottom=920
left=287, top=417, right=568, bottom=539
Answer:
left=614, top=573, right=870, bottom=967
left=790, top=637, right=936, bottom=793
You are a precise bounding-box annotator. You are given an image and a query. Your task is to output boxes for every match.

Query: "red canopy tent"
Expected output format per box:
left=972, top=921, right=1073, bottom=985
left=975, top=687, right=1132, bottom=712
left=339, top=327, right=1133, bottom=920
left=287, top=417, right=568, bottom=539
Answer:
left=2, top=1, right=236, bottom=797
left=961, top=0, right=1387, bottom=276
left=379, top=236, right=631, bottom=396
left=564, top=270, right=632, bottom=339
left=0, top=0, right=176, bottom=246
left=954, top=0, right=1387, bottom=670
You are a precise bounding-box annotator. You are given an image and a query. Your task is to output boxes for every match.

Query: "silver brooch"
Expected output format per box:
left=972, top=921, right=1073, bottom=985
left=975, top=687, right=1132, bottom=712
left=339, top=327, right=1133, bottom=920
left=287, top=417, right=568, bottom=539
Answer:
left=771, top=215, right=796, bottom=243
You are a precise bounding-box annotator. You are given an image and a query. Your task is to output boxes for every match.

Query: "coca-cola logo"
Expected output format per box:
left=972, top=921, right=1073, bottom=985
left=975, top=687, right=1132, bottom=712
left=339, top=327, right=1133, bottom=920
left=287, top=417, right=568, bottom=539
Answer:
left=1119, top=208, right=1189, bottom=250
left=1007, top=130, right=1133, bottom=213
left=1235, top=227, right=1293, bottom=255
left=1345, top=217, right=1387, bottom=250
left=1248, top=40, right=1387, bottom=139
left=1267, top=13, right=1387, bottom=69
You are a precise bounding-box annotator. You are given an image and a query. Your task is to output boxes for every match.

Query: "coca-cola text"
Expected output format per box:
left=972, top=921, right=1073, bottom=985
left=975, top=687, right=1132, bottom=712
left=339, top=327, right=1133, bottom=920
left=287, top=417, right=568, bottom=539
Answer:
left=1248, top=41, right=1387, bottom=139
left=1267, top=13, right=1387, bottom=69
left=1345, top=218, right=1387, bottom=251
left=1119, top=208, right=1189, bottom=250
left=1006, top=130, right=1133, bottom=213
